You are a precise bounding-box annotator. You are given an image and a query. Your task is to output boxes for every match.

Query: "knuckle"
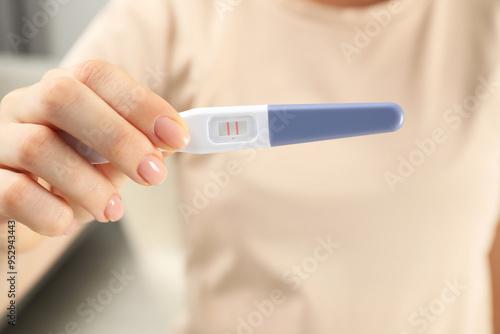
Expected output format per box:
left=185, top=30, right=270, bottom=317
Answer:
left=1, top=90, right=17, bottom=107
left=0, top=88, right=23, bottom=115
left=19, top=127, right=57, bottom=167
left=2, top=174, right=32, bottom=213
left=41, top=68, right=64, bottom=82
left=75, top=59, right=113, bottom=87
left=39, top=77, right=79, bottom=118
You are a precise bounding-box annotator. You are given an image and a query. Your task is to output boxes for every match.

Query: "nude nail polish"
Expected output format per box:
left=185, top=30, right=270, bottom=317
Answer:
left=137, top=155, right=168, bottom=185
left=104, top=195, right=125, bottom=222
left=154, top=116, right=190, bottom=150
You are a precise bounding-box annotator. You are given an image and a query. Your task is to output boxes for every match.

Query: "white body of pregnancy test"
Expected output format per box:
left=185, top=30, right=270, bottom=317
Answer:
left=59, top=103, right=404, bottom=165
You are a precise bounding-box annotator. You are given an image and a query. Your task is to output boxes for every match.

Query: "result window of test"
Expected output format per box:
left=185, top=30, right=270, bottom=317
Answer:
left=209, top=115, right=257, bottom=143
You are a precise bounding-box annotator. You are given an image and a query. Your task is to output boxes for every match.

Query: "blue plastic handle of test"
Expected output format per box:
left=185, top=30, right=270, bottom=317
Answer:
left=267, top=102, right=404, bottom=147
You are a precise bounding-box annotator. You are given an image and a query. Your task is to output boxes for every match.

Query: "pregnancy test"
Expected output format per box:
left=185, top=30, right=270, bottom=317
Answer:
left=60, top=103, right=404, bottom=164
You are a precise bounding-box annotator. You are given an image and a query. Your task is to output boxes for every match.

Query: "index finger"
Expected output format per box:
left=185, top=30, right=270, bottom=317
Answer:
left=50, top=60, right=190, bottom=152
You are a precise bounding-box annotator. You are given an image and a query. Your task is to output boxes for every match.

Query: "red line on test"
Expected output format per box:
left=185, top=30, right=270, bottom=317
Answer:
left=236, top=121, right=239, bottom=135
left=227, top=122, right=230, bottom=136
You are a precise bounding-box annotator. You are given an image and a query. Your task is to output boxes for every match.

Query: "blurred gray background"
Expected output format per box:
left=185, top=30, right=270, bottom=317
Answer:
left=0, top=1, right=186, bottom=333
left=0, top=0, right=108, bottom=96
left=0, top=0, right=106, bottom=56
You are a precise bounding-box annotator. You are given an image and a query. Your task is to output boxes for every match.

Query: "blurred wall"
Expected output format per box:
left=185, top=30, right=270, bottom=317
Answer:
left=47, top=0, right=109, bottom=59
left=0, top=0, right=108, bottom=98
left=0, top=0, right=107, bottom=57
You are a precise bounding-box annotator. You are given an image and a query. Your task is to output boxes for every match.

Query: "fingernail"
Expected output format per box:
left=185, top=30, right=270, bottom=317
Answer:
left=137, top=155, right=168, bottom=185
left=154, top=116, right=190, bottom=151
left=64, top=219, right=77, bottom=236
left=104, top=195, right=125, bottom=222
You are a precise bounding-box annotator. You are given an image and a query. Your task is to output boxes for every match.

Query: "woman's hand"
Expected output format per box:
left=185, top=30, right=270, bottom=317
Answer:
left=0, top=60, right=189, bottom=242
